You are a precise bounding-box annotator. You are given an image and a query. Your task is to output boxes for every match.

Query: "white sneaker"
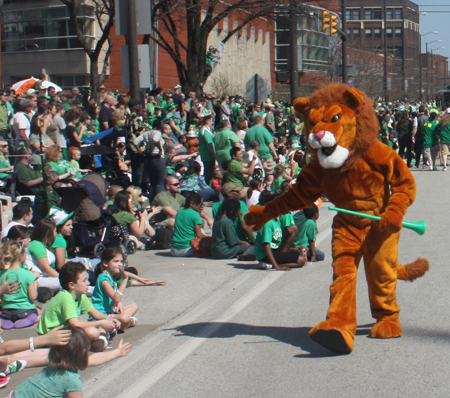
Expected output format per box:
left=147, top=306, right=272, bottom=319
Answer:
left=444, top=167, right=447, bottom=172
left=429, top=165, right=433, bottom=171
left=258, top=262, right=273, bottom=270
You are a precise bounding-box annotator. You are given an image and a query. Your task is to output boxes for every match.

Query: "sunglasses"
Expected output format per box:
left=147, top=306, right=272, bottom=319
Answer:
left=1, top=145, right=8, bottom=148
left=170, top=183, right=180, bottom=186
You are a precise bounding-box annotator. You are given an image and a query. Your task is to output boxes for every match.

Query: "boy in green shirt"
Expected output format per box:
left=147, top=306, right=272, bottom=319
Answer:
left=37, top=262, right=120, bottom=351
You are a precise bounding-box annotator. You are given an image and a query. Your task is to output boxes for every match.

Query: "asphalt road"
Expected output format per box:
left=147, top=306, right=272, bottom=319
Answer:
left=4, top=167, right=450, bottom=397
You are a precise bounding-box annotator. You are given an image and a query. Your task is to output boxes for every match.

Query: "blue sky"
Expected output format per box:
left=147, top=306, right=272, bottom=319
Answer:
left=416, top=0, right=449, bottom=64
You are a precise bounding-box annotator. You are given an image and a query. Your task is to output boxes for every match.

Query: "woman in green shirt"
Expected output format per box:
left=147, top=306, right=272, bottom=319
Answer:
left=0, top=140, right=13, bottom=179
left=163, top=102, right=184, bottom=136
left=170, top=193, right=206, bottom=257
left=211, top=199, right=254, bottom=260
left=45, top=145, right=81, bottom=179
left=28, top=219, right=61, bottom=294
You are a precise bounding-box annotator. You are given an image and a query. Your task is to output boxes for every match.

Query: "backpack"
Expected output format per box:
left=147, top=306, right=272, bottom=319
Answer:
left=147, top=227, right=173, bottom=250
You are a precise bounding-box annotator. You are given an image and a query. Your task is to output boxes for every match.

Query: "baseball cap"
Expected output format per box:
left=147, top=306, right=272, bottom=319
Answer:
left=174, top=84, right=182, bottom=89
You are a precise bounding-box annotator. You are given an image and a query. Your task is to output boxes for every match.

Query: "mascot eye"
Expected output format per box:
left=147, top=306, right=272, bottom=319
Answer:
left=331, top=114, right=340, bottom=123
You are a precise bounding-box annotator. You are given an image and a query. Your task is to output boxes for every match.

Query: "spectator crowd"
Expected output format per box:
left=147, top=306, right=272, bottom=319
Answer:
left=0, top=78, right=445, bottom=396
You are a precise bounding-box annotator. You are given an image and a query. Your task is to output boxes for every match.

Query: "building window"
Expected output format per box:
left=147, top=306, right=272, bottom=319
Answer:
left=395, top=8, right=402, bottom=19
left=386, top=28, right=393, bottom=39
left=1, top=6, right=95, bottom=53
left=386, top=9, right=393, bottom=19
left=373, top=9, right=381, bottom=19
left=353, top=10, right=360, bottom=20
left=365, top=9, right=372, bottom=20
left=365, top=28, right=372, bottom=39
left=346, top=28, right=351, bottom=36
left=346, top=10, right=351, bottom=20
left=353, top=28, right=360, bottom=39
left=395, top=28, right=402, bottom=38
left=374, top=28, right=381, bottom=39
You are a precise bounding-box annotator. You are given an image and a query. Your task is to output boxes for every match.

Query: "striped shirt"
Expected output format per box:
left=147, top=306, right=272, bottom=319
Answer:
left=133, top=129, right=165, bottom=157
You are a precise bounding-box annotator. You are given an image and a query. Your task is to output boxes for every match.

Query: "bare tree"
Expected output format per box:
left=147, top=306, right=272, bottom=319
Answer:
left=146, top=0, right=331, bottom=95
left=60, top=0, right=114, bottom=100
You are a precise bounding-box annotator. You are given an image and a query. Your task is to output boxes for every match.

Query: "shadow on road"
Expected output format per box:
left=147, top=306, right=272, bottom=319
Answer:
left=170, top=322, right=378, bottom=358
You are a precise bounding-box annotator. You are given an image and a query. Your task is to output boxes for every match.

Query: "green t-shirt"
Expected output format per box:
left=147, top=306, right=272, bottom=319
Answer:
left=13, top=367, right=81, bottom=397
left=151, top=191, right=186, bottom=223
left=211, top=216, right=241, bottom=259
left=227, top=159, right=244, bottom=186
left=37, top=289, right=93, bottom=334
left=198, top=126, right=215, bottom=162
left=212, top=200, right=251, bottom=242
left=52, top=233, right=68, bottom=259
left=0, top=157, right=11, bottom=179
left=28, top=240, right=56, bottom=269
left=15, top=163, right=43, bottom=196
left=279, top=213, right=295, bottom=230
left=423, top=120, right=439, bottom=148
left=271, top=177, right=285, bottom=192
left=254, top=219, right=283, bottom=261
left=214, top=128, right=239, bottom=169
left=172, top=208, right=202, bottom=249
left=112, top=210, right=136, bottom=227
left=92, top=272, right=116, bottom=315
left=244, top=125, right=274, bottom=160
left=293, top=212, right=317, bottom=249
left=0, top=268, right=36, bottom=310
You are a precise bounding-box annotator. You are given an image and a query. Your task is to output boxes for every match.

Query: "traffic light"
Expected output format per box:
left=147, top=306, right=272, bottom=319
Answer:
left=322, top=10, right=331, bottom=31
left=330, top=15, right=338, bottom=35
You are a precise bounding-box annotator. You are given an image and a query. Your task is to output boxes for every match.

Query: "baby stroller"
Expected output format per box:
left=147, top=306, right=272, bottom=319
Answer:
left=54, top=173, right=137, bottom=261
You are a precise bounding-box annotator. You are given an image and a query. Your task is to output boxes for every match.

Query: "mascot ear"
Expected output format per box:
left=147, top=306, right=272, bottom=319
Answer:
left=293, top=97, right=310, bottom=116
left=344, top=88, right=364, bottom=109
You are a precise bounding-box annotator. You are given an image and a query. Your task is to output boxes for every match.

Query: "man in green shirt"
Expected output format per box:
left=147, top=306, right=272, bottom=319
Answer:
left=0, top=90, right=10, bottom=139
left=198, top=115, right=216, bottom=184
left=244, top=115, right=278, bottom=184
left=214, top=119, right=240, bottom=170
left=227, top=147, right=257, bottom=186
left=14, top=149, right=44, bottom=196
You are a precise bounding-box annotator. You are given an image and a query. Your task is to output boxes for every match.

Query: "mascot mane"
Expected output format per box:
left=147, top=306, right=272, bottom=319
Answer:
left=296, top=83, right=380, bottom=171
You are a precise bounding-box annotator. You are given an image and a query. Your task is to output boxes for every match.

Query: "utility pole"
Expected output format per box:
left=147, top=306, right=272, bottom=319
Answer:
left=341, top=0, right=347, bottom=84
left=128, top=0, right=140, bottom=102
left=289, top=0, right=299, bottom=102
left=383, top=0, right=388, bottom=103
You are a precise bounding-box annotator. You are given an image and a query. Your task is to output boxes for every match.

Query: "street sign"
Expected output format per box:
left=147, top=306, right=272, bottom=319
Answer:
left=121, top=45, right=151, bottom=88
left=115, top=0, right=152, bottom=36
left=335, top=64, right=357, bottom=77
left=246, top=74, right=268, bottom=103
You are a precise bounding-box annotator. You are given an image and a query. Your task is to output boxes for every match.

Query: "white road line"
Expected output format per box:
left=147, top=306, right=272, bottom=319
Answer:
left=119, top=272, right=285, bottom=398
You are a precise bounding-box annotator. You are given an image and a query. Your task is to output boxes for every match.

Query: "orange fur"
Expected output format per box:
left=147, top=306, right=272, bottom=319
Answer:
left=244, top=84, right=429, bottom=354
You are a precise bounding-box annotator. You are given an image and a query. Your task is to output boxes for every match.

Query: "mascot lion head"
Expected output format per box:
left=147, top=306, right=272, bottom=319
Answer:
left=293, top=84, right=379, bottom=171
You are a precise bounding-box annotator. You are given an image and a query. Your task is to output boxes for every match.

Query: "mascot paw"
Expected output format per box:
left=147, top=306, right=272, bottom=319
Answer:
left=244, top=205, right=272, bottom=231
left=309, top=321, right=354, bottom=355
left=379, top=209, right=403, bottom=232
left=369, top=319, right=402, bottom=339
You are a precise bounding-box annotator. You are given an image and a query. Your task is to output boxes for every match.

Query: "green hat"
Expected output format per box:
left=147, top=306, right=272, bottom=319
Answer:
left=39, top=95, right=51, bottom=99
left=166, top=102, right=177, bottom=111
left=47, top=207, right=74, bottom=226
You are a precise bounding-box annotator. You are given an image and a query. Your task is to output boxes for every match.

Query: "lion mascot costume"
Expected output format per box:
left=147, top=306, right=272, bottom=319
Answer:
left=244, top=84, right=429, bottom=355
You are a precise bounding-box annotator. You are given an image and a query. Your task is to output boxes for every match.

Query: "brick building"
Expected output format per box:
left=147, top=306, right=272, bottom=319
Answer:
left=345, top=0, right=422, bottom=99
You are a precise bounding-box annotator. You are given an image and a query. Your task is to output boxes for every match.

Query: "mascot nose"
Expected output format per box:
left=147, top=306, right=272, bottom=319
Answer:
left=314, top=130, right=325, bottom=141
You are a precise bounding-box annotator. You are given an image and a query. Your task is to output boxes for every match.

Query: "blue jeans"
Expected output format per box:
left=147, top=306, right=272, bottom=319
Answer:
left=307, top=248, right=325, bottom=261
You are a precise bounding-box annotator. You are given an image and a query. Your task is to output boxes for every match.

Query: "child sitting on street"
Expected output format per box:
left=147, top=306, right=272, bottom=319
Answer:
left=37, top=262, right=120, bottom=352
left=92, top=248, right=138, bottom=331
left=255, top=191, right=306, bottom=271
left=0, top=240, right=40, bottom=329
left=293, top=204, right=325, bottom=262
